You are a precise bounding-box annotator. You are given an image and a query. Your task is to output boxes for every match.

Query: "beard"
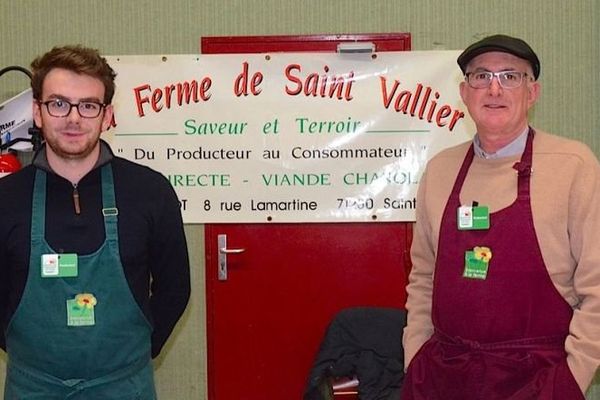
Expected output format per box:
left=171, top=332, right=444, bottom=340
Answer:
left=43, top=131, right=101, bottom=160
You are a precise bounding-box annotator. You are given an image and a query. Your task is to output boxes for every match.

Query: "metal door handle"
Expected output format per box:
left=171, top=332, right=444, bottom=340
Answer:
left=218, top=234, right=245, bottom=281
left=219, top=247, right=245, bottom=254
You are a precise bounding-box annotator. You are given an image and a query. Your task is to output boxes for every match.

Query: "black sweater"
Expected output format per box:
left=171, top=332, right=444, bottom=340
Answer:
left=0, top=141, right=190, bottom=358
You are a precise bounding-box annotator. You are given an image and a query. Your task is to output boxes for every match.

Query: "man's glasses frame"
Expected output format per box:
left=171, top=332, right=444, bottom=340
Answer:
left=38, top=98, right=106, bottom=118
left=464, top=70, right=531, bottom=89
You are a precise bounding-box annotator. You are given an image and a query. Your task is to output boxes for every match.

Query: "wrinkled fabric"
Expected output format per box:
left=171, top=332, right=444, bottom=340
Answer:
left=304, top=307, right=405, bottom=400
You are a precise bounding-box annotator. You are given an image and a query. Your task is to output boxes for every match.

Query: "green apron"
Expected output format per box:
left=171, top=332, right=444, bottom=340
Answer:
left=4, top=165, right=156, bottom=400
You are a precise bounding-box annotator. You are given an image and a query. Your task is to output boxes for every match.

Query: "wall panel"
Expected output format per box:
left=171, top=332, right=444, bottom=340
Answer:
left=1, top=1, right=598, bottom=398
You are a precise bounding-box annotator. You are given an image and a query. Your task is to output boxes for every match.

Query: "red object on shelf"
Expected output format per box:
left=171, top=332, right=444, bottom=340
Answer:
left=0, top=152, right=21, bottom=176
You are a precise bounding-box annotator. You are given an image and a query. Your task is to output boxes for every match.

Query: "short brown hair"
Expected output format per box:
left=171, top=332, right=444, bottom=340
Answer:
left=31, top=45, right=117, bottom=104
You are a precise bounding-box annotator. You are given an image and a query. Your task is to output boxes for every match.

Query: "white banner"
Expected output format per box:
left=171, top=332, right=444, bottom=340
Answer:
left=105, top=51, right=474, bottom=223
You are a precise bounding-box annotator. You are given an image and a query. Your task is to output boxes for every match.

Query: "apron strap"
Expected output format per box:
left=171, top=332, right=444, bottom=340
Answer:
left=72, top=355, right=150, bottom=391
left=31, top=170, right=46, bottom=240
left=448, top=144, right=475, bottom=201
left=434, top=328, right=564, bottom=351
left=8, top=354, right=150, bottom=392
left=100, top=164, right=118, bottom=242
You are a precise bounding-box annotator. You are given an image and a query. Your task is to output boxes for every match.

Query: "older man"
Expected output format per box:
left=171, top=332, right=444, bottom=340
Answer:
left=401, top=34, right=600, bottom=399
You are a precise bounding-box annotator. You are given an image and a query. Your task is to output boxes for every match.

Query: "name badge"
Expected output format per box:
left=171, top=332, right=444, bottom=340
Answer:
left=463, top=246, right=492, bottom=280
left=41, top=253, right=78, bottom=278
left=67, top=293, right=97, bottom=327
left=458, top=205, right=490, bottom=230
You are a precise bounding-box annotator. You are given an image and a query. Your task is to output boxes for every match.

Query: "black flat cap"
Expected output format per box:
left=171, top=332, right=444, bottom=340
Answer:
left=457, top=34, right=540, bottom=80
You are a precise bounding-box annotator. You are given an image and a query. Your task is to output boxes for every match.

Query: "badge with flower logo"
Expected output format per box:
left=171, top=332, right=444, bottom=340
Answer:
left=75, top=293, right=97, bottom=309
left=67, top=293, right=97, bottom=326
left=463, top=246, right=492, bottom=280
left=473, top=247, right=492, bottom=263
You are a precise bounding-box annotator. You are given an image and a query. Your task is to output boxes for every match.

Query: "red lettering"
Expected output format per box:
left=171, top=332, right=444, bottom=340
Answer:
left=425, top=92, right=441, bottom=122
left=379, top=76, right=465, bottom=133
left=304, top=73, right=319, bottom=96
left=133, top=84, right=151, bottom=117
left=250, top=72, right=263, bottom=95
left=176, top=81, right=199, bottom=104
left=131, top=78, right=212, bottom=118
left=448, top=110, right=465, bottom=131
left=380, top=77, right=400, bottom=109
left=235, top=62, right=263, bottom=96
left=285, top=64, right=302, bottom=95
left=151, top=89, right=163, bottom=113
left=286, top=64, right=353, bottom=101
left=319, top=65, right=330, bottom=97
left=435, top=105, right=452, bottom=127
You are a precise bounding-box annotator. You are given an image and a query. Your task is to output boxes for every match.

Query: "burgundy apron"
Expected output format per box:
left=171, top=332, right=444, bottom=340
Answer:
left=401, top=130, right=584, bottom=400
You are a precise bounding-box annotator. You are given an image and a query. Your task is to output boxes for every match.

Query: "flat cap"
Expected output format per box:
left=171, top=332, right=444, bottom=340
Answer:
left=457, top=34, right=540, bottom=80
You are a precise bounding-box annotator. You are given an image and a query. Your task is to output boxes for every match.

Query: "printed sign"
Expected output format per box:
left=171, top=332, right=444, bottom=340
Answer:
left=105, top=51, right=474, bottom=223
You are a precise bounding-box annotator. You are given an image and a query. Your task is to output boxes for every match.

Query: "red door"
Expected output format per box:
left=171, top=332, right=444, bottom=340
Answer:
left=203, top=34, right=412, bottom=400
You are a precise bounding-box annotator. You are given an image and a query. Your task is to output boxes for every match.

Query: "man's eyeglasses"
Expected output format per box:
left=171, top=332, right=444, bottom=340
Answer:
left=465, top=71, right=531, bottom=89
left=39, top=99, right=106, bottom=118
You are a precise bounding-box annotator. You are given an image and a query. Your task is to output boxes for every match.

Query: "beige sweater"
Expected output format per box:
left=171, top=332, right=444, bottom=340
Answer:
left=404, top=129, right=600, bottom=393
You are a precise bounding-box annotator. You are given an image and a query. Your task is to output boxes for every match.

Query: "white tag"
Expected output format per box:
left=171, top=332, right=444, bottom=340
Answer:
left=41, top=254, right=59, bottom=276
left=458, top=206, right=473, bottom=229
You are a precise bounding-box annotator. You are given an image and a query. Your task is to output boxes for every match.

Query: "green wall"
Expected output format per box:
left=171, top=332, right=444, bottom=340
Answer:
left=1, top=1, right=599, bottom=399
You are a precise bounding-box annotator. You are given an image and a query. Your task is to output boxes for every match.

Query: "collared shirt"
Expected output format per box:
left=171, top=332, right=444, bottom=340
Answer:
left=473, top=126, right=529, bottom=159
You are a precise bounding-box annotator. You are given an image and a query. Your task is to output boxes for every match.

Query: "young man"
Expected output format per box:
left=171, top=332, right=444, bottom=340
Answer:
left=0, top=45, right=190, bottom=399
left=401, top=35, right=600, bottom=399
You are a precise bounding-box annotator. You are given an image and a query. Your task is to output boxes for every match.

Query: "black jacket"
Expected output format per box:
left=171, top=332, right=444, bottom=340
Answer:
left=0, top=141, right=190, bottom=358
left=304, top=306, right=406, bottom=400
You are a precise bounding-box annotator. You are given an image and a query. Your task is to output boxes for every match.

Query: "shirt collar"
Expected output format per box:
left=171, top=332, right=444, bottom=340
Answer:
left=32, top=139, right=114, bottom=172
left=473, top=126, right=529, bottom=159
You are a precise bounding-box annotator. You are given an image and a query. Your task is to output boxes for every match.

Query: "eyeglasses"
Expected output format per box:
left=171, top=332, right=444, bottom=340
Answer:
left=39, top=98, right=106, bottom=118
left=465, top=71, right=531, bottom=89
